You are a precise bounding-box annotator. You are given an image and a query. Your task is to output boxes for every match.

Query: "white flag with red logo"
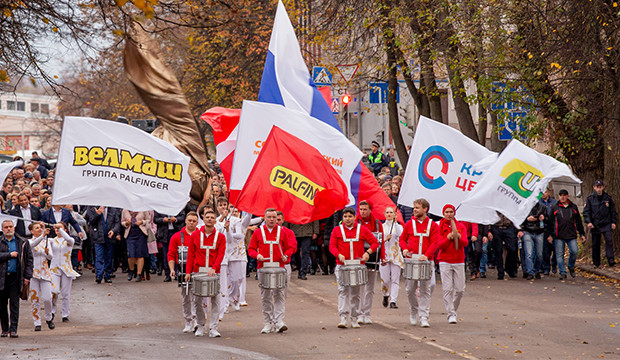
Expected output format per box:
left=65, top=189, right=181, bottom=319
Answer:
left=398, top=116, right=496, bottom=216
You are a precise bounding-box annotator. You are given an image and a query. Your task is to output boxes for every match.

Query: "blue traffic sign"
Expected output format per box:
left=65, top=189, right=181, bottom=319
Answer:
left=312, top=67, right=332, bottom=85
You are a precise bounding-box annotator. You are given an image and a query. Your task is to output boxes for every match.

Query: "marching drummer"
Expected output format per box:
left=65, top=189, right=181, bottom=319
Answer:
left=399, top=198, right=440, bottom=328
left=248, top=208, right=296, bottom=334
left=185, top=208, right=226, bottom=338
left=329, top=207, right=379, bottom=329
left=355, top=201, right=382, bottom=325
left=167, top=211, right=200, bottom=334
left=437, top=204, right=467, bottom=324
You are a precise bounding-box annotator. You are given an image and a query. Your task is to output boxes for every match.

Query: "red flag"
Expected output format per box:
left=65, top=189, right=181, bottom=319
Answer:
left=235, top=126, right=349, bottom=224
left=201, top=107, right=240, bottom=186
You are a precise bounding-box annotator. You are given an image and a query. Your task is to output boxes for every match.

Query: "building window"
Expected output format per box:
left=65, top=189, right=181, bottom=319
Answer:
left=16, top=101, right=25, bottom=111
left=31, top=103, right=39, bottom=113
left=7, top=101, right=16, bottom=111
left=40, top=103, right=49, bottom=115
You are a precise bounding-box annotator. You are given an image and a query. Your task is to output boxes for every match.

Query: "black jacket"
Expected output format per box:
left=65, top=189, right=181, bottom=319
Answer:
left=547, top=201, right=585, bottom=240
left=0, top=234, right=33, bottom=291
left=85, top=206, right=121, bottom=244
left=153, top=210, right=186, bottom=244
left=583, top=192, right=617, bottom=233
left=521, top=202, right=547, bottom=234
left=9, top=206, right=42, bottom=237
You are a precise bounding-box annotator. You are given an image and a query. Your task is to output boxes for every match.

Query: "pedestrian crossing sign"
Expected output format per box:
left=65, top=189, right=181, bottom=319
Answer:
left=313, top=66, right=332, bottom=85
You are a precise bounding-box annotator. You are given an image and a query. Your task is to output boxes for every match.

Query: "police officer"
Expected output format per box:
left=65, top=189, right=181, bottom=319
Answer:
left=368, top=141, right=388, bottom=176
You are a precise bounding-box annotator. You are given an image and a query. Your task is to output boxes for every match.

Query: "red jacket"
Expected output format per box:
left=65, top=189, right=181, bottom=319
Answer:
left=356, top=214, right=381, bottom=232
left=399, top=217, right=440, bottom=260
left=167, top=226, right=195, bottom=264
left=437, top=219, right=468, bottom=264
left=280, top=226, right=297, bottom=265
left=461, top=221, right=479, bottom=238
left=186, top=226, right=226, bottom=274
left=329, top=223, right=379, bottom=265
left=248, top=225, right=296, bottom=269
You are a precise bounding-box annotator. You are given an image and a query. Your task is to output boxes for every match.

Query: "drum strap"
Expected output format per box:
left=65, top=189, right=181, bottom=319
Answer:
left=260, top=225, right=282, bottom=262
left=412, top=219, right=433, bottom=256
left=340, top=224, right=361, bottom=261
left=200, top=230, right=219, bottom=271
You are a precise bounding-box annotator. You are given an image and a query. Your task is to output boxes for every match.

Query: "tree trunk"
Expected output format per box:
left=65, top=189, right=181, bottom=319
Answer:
left=380, top=0, right=409, bottom=166
left=602, top=100, right=620, bottom=258
left=478, top=102, right=488, bottom=146
left=420, top=46, right=442, bottom=122
left=489, top=112, right=506, bottom=152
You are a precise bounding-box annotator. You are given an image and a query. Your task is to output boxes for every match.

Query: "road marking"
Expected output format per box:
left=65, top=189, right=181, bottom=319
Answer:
left=292, top=283, right=480, bottom=360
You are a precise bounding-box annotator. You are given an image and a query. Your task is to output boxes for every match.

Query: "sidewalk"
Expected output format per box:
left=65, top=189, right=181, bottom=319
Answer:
left=576, top=260, right=620, bottom=280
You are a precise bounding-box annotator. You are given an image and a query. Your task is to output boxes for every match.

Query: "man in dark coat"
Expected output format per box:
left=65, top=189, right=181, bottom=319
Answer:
left=583, top=180, right=617, bottom=268
left=9, top=193, right=41, bottom=238
left=85, top=206, right=121, bottom=283
left=0, top=220, right=33, bottom=337
left=154, top=210, right=185, bottom=282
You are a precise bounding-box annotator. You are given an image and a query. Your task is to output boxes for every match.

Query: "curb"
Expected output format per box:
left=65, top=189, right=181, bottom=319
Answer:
left=576, top=263, right=620, bottom=281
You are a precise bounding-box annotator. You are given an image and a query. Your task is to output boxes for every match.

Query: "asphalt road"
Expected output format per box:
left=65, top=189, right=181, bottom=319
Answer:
left=1, top=268, right=618, bottom=359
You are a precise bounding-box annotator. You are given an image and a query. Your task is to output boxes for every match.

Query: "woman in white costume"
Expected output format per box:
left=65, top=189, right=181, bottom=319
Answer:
left=28, top=222, right=55, bottom=331
left=379, top=207, right=404, bottom=309
left=49, top=222, right=80, bottom=322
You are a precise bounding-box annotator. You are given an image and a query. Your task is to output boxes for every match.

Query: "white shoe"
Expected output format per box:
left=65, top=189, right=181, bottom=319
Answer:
left=224, top=306, right=230, bottom=314
left=337, top=316, right=348, bottom=328
left=363, top=316, right=373, bottom=324
left=410, top=314, right=418, bottom=326
left=351, top=318, right=361, bottom=328
left=420, top=318, right=430, bottom=328
left=195, top=325, right=206, bottom=336
left=448, top=315, right=457, bottom=324
left=276, top=321, right=288, bottom=333
left=208, top=329, right=221, bottom=338
left=182, top=321, right=194, bottom=333
left=232, top=302, right=241, bottom=311
left=260, top=323, right=273, bottom=334
left=193, top=320, right=198, bottom=332
left=240, top=302, right=248, bottom=307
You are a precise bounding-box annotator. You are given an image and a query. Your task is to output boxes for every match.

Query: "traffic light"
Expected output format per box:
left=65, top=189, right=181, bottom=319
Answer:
left=341, top=94, right=352, bottom=105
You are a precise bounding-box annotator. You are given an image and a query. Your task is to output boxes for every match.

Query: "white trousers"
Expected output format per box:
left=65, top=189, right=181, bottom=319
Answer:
left=439, top=262, right=465, bottom=318
left=227, top=261, right=246, bottom=306
left=181, top=286, right=196, bottom=323
left=335, top=265, right=362, bottom=319
left=380, top=263, right=401, bottom=303
left=405, top=271, right=435, bottom=320
left=358, top=269, right=378, bottom=317
left=218, top=264, right=229, bottom=320
left=30, top=278, right=53, bottom=326
left=51, top=273, right=73, bottom=318
left=196, top=293, right=220, bottom=331
left=260, top=287, right=286, bottom=325
left=239, top=274, right=247, bottom=304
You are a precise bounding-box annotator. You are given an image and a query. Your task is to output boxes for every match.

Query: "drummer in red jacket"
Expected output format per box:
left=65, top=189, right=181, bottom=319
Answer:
left=399, top=198, right=440, bottom=328
left=437, top=204, right=468, bottom=325
left=167, top=211, right=200, bottom=334
left=248, top=208, right=296, bottom=334
left=185, top=208, right=226, bottom=338
left=329, top=207, right=379, bottom=329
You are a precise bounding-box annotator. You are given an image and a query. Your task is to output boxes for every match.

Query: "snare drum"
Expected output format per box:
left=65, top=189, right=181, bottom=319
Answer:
left=402, top=258, right=432, bottom=281
left=192, top=273, right=220, bottom=297
left=258, top=267, right=287, bottom=289
left=337, top=264, right=368, bottom=287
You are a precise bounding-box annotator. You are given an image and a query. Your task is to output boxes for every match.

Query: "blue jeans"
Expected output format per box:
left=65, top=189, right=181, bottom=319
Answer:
left=522, top=232, right=544, bottom=275
left=297, top=237, right=312, bottom=276
left=95, top=241, right=115, bottom=280
left=555, top=238, right=578, bottom=275
left=479, top=240, right=488, bottom=273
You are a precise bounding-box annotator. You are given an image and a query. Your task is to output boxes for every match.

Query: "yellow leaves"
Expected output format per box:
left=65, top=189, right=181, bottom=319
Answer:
left=515, top=350, right=522, bottom=354
left=29, top=77, right=36, bottom=86
left=0, top=70, right=8, bottom=82
left=614, top=2, right=618, bottom=7
left=42, top=17, right=49, bottom=24
left=550, top=62, right=562, bottom=69
left=608, top=47, right=614, bottom=50
left=575, top=60, right=580, bottom=64
left=3, top=8, right=11, bottom=17
left=112, top=29, right=125, bottom=36
left=527, top=52, right=533, bottom=59
left=115, top=0, right=128, bottom=6
left=52, top=27, right=59, bottom=33
left=611, top=323, right=616, bottom=328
